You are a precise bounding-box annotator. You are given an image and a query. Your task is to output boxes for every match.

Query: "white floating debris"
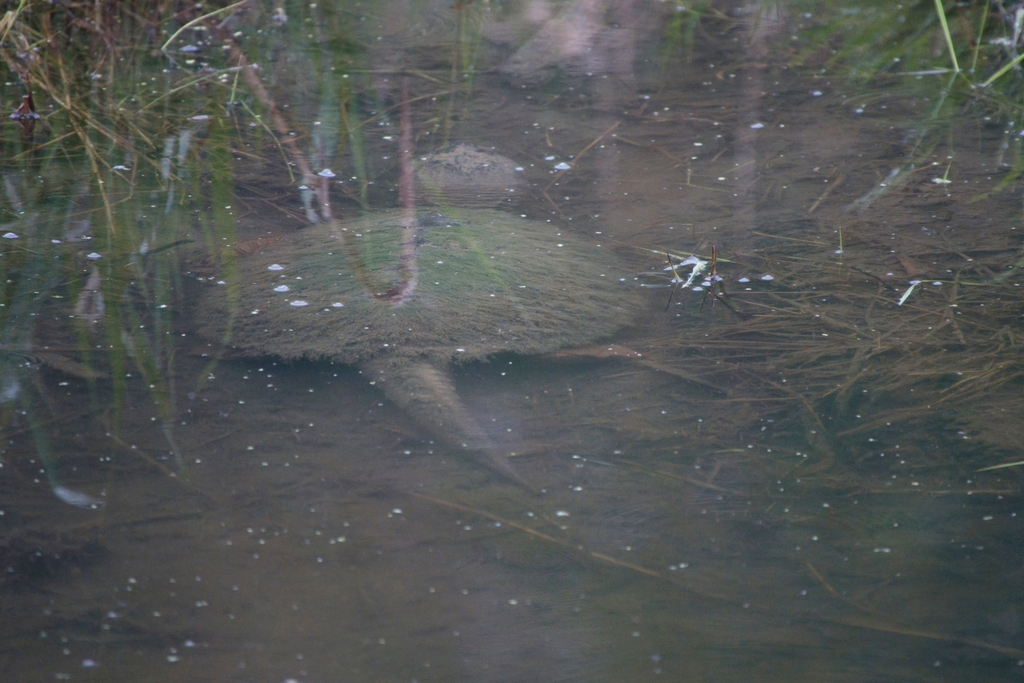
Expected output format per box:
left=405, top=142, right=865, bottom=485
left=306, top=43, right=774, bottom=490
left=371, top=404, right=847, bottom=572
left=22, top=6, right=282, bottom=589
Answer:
left=273, top=285, right=290, bottom=292
left=190, top=115, right=210, bottom=121
left=854, top=108, right=864, bottom=114
left=931, top=177, right=951, bottom=185
left=290, top=300, right=309, bottom=307
left=544, top=155, right=556, bottom=161
left=87, top=252, right=102, bottom=260
left=317, top=168, right=336, bottom=178
left=759, top=274, right=774, bottom=281
left=897, top=280, right=921, bottom=306
left=555, top=510, right=570, bottom=517
left=737, top=277, right=750, bottom=283
left=268, top=263, right=284, bottom=271
left=750, top=122, right=764, bottom=129
left=180, top=45, right=199, bottom=53
left=553, top=162, right=571, bottom=171
left=811, top=90, right=823, bottom=97
left=112, top=165, right=130, bottom=171
left=332, top=302, right=344, bottom=308
left=456, top=348, right=466, bottom=352
left=53, top=486, right=104, bottom=509
left=2, top=232, right=18, bottom=239
left=298, top=185, right=309, bottom=190
left=931, top=281, right=942, bottom=286
left=514, top=166, right=524, bottom=172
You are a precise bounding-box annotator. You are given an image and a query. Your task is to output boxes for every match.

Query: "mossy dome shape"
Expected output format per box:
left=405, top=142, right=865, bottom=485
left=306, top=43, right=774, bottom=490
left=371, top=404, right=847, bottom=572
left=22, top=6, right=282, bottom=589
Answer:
left=413, top=143, right=527, bottom=207
left=206, top=209, right=637, bottom=365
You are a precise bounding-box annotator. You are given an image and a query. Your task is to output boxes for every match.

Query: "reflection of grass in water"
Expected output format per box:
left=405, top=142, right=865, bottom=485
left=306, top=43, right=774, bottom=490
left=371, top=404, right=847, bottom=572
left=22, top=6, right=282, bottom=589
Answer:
left=0, top=3, right=246, bottom=493
left=0, top=0, right=463, bottom=497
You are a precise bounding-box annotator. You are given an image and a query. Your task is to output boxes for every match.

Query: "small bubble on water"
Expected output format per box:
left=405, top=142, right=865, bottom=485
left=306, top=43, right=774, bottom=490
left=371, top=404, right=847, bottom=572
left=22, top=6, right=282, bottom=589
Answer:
left=750, top=122, right=764, bottom=129
left=268, top=264, right=284, bottom=271
left=289, top=300, right=309, bottom=307
left=273, top=285, right=290, bottom=292
left=553, top=162, right=571, bottom=171
left=318, top=168, right=336, bottom=178
left=760, top=274, right=774, bottom=281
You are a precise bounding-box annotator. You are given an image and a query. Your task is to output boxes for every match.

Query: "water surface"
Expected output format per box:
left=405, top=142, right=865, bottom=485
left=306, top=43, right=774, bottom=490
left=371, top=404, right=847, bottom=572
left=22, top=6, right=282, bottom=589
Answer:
left=1, top=1, right=1022, bottom=681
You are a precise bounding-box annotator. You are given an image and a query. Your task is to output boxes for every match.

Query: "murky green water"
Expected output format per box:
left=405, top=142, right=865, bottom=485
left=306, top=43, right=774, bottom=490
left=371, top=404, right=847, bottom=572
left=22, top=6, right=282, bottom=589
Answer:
left=1, top=1, right=1022, bottom=681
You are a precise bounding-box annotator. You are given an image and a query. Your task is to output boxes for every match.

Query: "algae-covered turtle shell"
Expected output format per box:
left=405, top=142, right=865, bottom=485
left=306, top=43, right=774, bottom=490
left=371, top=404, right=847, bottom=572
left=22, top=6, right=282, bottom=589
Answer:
left=201, top=208, right=637, bottom=483
left=218, top=209, right=632, bottom=364
left=413, top=144, right=527, bottom=207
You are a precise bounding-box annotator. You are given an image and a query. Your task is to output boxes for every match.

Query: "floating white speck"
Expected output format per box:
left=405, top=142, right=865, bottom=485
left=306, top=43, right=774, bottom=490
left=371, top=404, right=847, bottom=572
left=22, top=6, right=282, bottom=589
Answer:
left=555, top=510, right=570, bottom=517
left=544, top=155, right=556, bottom=161
left=318, top=168, right=336, bottom=178
left=811, top=90, right=823, bottom=97
left=931, top=177, right=951, bottom=185
left=81, top=659, right=97, bottom=668
left=692, top=286, right=704, bottom=292
left=855, top=108, right=864, bottom=114
left=553, top=162, right=571, bottom=171
left=298, top=185, right=309, bottom=190
left=456, top=348, right=466, bottom=352
left=332, top=302, right=344, bottom=307
left=738, top=277, right=750, bottom=283
left=180, top=45, right=199, bottom=53
left=190, top=115, right=210, bottom=121
left=112, top=165, right=130, bottom=171
left=750, top=122, right=764, bottom=129
left=931, top=281, right=942, bottom=286
left=273, top=285, right=290, bottom=292
left=289, top=300, right=309, bottom=307
left=2, top=232, right=17, bottom=239
left=760, top=274, right=774, bottom=281
left=87, top=252, right=102, bottom=259
left=53, top=486, right=104, bottom=509
left=268, top=264, right=284, bottom=271
left=514, top=166, right=524, bottom=171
